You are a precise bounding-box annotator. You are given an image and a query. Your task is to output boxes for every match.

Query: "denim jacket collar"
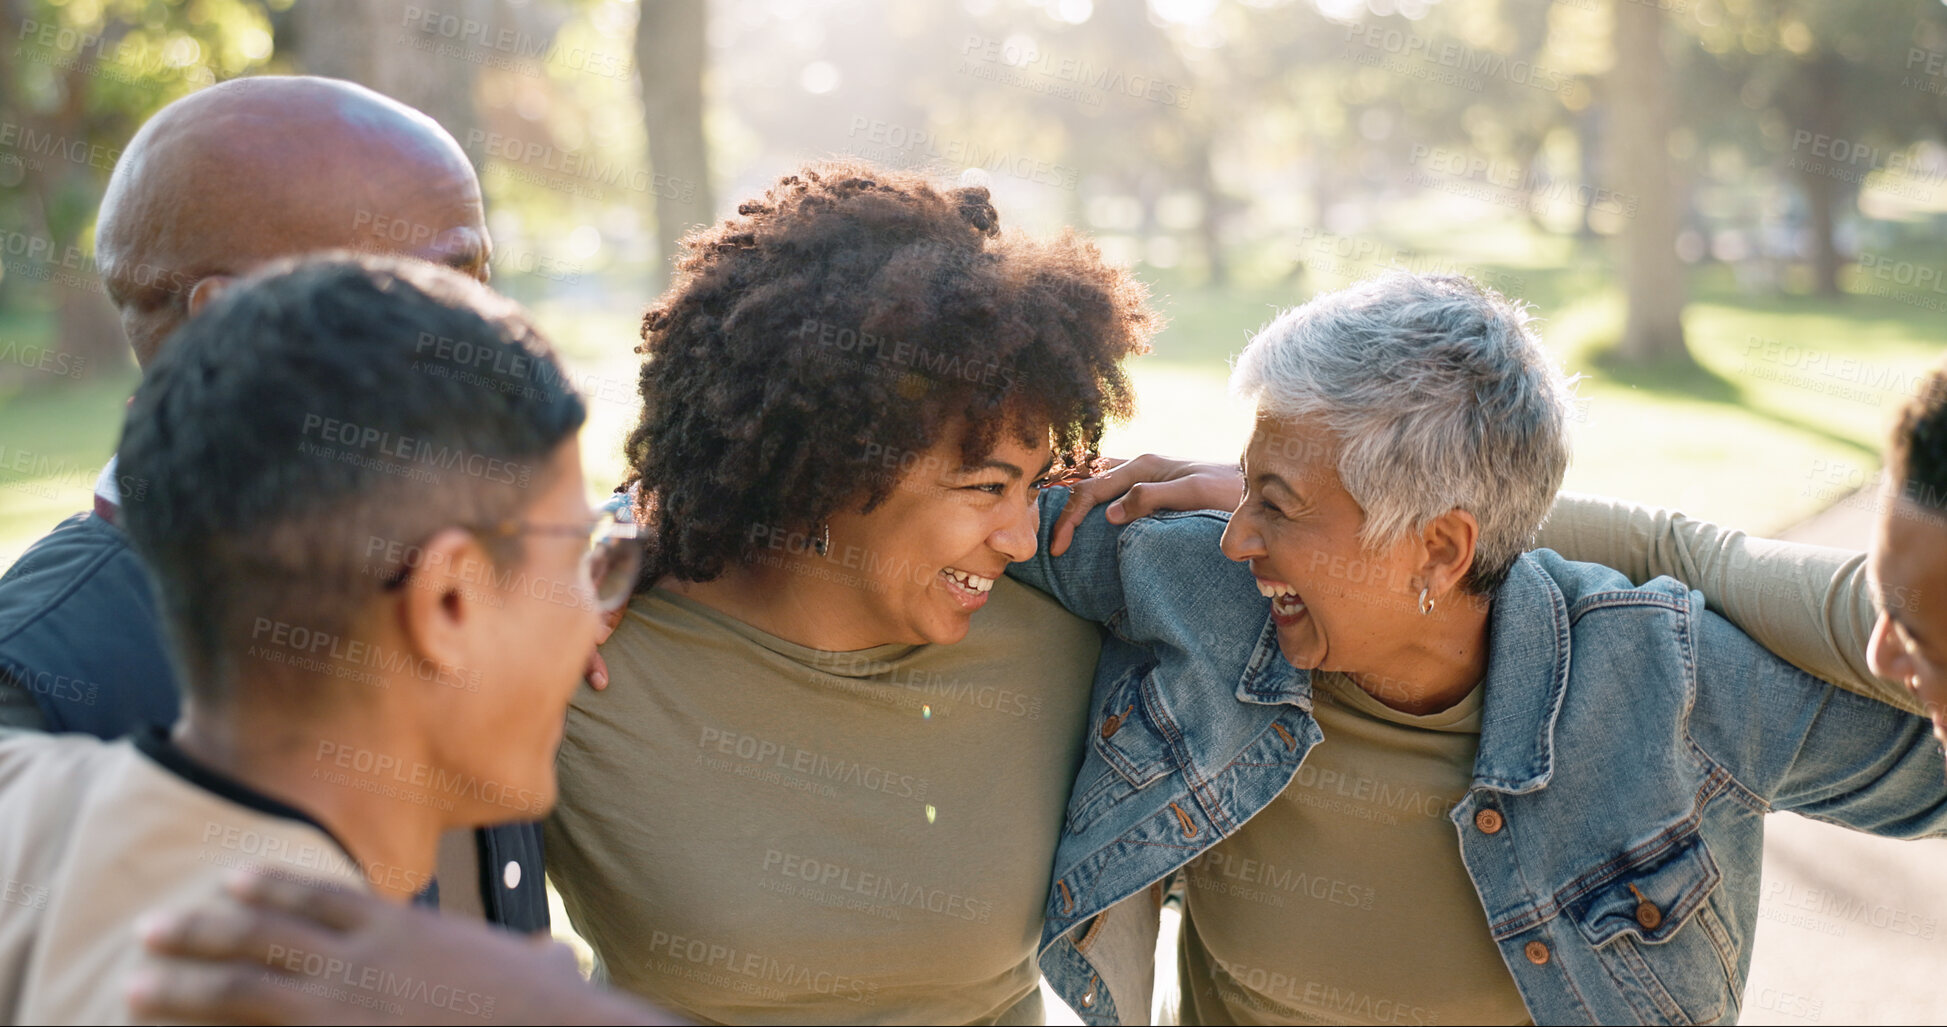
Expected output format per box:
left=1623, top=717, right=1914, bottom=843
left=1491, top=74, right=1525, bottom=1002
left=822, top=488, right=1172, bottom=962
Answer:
left=1234, top=614, right=1310, bottom=708
left=1471, top=553, right=1574, bottom=795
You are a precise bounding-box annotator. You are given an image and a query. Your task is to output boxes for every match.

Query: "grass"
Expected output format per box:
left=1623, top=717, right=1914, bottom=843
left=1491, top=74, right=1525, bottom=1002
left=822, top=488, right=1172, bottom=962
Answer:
left=2, top=224, right=1941, bottom=571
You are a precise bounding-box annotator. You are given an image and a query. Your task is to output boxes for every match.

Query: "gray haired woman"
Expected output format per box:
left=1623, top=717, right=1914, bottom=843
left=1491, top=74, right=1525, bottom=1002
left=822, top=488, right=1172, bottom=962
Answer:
left=1015, top=272, right=1945, bottom=1025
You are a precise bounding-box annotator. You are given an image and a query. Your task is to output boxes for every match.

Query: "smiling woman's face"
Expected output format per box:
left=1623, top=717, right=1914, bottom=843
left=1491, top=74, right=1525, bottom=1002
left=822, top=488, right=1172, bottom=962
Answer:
left=1219, top=414, right=1448, bottom=678
left=820, top=425, right=1054, bottom=647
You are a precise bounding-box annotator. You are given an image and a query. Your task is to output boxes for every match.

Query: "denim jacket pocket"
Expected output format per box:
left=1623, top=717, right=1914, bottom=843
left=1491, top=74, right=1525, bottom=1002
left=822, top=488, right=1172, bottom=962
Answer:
left=1565, top=832, right=1739, bottom=1025
left=1064, top=665, right=1175, bottom=836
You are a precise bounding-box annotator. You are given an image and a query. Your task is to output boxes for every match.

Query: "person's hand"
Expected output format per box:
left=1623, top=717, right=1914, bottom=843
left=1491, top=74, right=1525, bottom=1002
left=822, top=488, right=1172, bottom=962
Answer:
left=129, top=870, right=682, bottom=1025
left=1048, top=455, right=1244, bottom=556
left=583, top=606, right=627, bottom=690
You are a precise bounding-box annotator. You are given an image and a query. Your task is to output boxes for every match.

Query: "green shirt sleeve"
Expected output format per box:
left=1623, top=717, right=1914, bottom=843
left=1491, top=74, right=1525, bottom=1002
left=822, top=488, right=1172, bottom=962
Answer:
left=1535, top=492, right=1915, bottom=715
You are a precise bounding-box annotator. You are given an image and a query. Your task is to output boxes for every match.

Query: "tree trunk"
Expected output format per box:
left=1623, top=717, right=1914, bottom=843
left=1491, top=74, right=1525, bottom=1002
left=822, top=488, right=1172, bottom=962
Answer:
left=290, top=0, right=486, bottom=162
left=1796, top=53, right=1847, bottom=298
left=635, top=0, right=715, bottom=288
left=1607, top=0, right=1690, bottom=362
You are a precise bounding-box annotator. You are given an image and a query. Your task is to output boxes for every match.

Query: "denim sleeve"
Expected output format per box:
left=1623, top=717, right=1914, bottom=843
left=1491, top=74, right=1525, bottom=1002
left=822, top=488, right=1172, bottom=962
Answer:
left=1004, top=487, right=1131, bottom=626
left=1691, top=607, right=1947, bottom=838
left=1540, top=492, right=1906, bottom=714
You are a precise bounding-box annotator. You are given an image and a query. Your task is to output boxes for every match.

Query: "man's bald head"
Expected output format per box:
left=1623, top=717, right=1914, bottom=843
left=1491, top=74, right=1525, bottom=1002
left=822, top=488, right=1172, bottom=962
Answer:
left=97, top=76, right=489, bottom=367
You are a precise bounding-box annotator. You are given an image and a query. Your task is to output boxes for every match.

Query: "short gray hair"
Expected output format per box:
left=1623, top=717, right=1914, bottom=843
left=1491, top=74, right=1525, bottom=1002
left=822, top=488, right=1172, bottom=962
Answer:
left=1231, top=272, right=1574, bottom=594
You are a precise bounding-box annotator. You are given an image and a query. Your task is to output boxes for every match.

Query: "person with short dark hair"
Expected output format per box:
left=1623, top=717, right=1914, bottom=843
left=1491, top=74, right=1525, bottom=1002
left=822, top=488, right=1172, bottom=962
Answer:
left=1870, top=361, right=1947, bottom=761
left=0, top=74, right=562, bottom=933
left=0, top=255, right=635, bottom=1023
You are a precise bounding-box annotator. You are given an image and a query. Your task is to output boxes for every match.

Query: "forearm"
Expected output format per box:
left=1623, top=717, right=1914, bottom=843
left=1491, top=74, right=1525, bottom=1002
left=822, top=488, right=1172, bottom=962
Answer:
left=1539, top=492, right=1913, bottom=714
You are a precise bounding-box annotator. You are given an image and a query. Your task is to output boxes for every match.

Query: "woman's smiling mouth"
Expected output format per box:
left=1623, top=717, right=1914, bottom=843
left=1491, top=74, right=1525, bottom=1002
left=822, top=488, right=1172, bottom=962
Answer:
left=940, top=567, right=997, bottom=610
left=1255, top=576, right=1309, bottom=624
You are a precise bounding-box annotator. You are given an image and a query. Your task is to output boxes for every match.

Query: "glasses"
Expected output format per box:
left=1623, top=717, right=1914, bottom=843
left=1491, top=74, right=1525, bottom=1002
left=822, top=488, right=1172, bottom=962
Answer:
left=381, top=507, right=644, bottom=614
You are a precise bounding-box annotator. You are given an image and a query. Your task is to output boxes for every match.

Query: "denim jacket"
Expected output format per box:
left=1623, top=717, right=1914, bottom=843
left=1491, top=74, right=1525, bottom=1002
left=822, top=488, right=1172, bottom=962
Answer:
left=1011, top=490, right=1947, bottom=1026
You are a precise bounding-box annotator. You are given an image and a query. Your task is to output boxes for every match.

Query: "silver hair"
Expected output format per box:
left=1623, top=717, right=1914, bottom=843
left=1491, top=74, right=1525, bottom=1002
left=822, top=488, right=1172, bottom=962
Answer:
left=1231, top=271, right=1575, bottom=594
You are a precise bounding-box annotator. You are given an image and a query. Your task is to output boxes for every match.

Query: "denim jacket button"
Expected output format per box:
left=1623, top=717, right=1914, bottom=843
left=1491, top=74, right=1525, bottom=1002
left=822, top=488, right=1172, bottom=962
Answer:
left=1524, top=940, right=1550, bottom=965
left=1081, top=990, right=1096, bottom=1008
left=1100, top=714, right=1123, bottom=739
left=1474, top=808, right=1504, bottom=834
left=1635, top=899, right=1664, bottom=930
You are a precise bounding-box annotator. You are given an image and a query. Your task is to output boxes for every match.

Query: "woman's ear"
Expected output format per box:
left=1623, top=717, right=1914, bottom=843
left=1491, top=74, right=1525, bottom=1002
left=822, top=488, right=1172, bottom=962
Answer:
left=1420, top=507, right=1481, bottom=598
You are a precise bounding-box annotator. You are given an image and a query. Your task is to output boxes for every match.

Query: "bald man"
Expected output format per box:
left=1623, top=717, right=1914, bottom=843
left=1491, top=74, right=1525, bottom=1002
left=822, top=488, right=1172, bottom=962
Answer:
left=0, top=76, right=552, bottom=934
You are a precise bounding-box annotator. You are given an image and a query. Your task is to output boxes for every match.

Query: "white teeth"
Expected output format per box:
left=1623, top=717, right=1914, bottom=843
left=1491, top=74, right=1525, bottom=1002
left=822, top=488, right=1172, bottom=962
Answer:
left=1255, top=580, right=1301, bottom=599
left=943, top=568, right=995, bottom=594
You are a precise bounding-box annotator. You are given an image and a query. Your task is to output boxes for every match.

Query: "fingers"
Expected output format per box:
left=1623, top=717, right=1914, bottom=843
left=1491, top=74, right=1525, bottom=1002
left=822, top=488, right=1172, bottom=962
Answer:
left=223, top=870, right=379, bottom=933
left=1049, top=456, right=1168, bottom=556
left=138, top=900, right=341, bottom=966
left=586, top=650, right=610, bottom=691
left=128, top=961, right=349, bottom=1027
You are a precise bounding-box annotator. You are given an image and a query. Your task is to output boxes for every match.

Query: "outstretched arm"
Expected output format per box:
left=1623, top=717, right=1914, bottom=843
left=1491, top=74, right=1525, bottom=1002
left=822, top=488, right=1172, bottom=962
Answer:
left=1540, top=493, right=1909, bottom=714
left=131, top=871, right=684, bottom=1026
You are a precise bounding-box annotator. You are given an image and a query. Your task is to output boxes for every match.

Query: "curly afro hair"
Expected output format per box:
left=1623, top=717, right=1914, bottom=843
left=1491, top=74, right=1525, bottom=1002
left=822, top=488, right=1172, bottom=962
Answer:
left=625, top=161, right=1156, bottom=584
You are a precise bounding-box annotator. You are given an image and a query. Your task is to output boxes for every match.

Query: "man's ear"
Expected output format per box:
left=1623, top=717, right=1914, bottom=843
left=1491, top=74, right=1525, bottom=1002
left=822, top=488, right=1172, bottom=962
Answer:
left=186, top=275, right=236, bottom=317
left=394, top=527, right=490, bottom=676
left=1419, top=507, right=1481, bottom=599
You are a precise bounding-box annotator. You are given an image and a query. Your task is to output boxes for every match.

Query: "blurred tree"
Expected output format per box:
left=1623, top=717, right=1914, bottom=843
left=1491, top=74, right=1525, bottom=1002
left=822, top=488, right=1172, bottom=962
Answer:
left=1608, top=0, right=1689, bottom=362
left=0, top=0, right=275, bottom=380
left=636, top=0, right=713, bottom=287
left=281, top=0, right=499, bottom=163
left=1683, top=1, right=1947, bottom=297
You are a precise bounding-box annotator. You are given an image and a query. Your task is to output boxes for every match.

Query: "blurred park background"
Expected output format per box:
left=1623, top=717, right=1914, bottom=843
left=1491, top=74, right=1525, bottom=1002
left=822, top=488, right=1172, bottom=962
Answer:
left=5, top=2, right=1947, bottom=1022
left=5, top=0, right=1947, bottom=568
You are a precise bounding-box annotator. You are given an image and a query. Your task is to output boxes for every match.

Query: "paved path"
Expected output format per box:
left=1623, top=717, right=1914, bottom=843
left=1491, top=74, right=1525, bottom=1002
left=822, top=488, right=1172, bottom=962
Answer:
left=1743, top=498, right=1945, bottom=1025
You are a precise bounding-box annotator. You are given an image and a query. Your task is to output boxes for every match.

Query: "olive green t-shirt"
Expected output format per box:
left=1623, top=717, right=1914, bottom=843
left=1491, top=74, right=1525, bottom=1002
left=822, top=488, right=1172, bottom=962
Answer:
left=544, top=580, right=1101, bottom=1025
left=1178, top=672, right=1530, bottom=1027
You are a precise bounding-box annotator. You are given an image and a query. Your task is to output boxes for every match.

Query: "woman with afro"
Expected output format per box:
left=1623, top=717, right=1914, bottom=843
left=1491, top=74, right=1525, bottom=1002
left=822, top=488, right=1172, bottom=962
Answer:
left=544, top=162, right=1158, bottom=1025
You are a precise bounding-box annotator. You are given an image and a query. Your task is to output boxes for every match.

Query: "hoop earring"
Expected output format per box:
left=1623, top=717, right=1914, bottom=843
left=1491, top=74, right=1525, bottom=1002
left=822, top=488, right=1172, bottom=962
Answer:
left=1417, top=587, right=1435, bottom=616
left=814, top=523, right=830, bottom=557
